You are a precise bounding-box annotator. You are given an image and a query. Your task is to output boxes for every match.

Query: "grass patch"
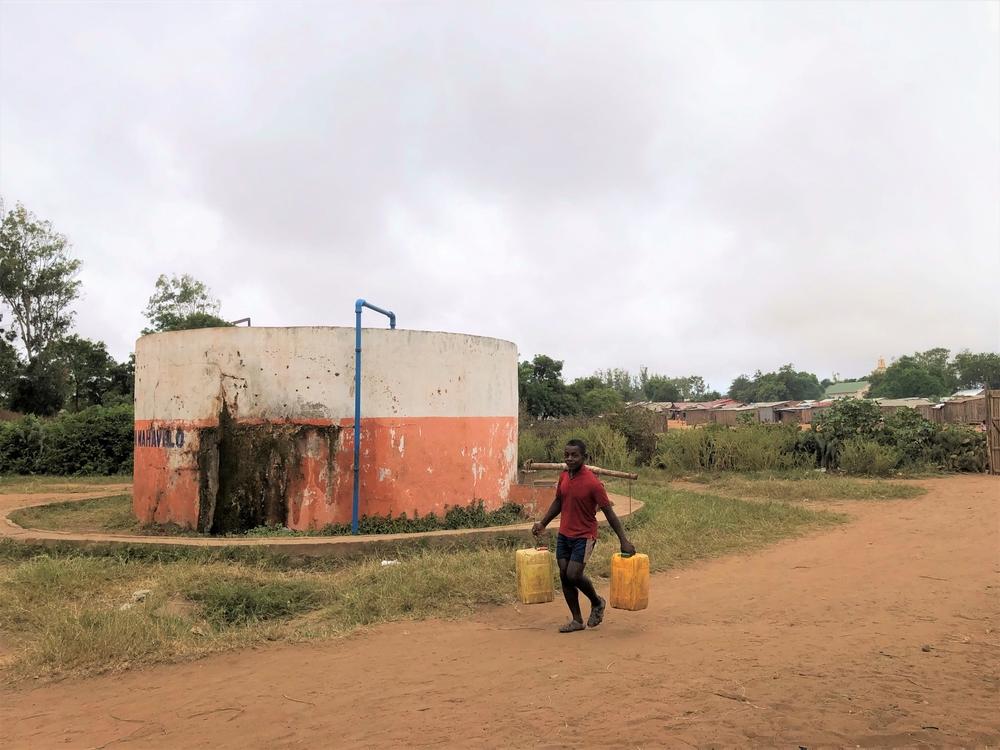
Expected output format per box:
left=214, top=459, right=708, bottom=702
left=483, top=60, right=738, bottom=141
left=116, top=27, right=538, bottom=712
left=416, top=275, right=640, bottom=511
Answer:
left=655, top=471, right=926, bottom=501
left=12, top=495, right=528, bottom=538
left=185, top=576, right=325, bottom=627
left=0, top=485, right=841, bottom=681
left=9, top=495, right=139, bottom=533
left=0, top=475, right=131, bottom=494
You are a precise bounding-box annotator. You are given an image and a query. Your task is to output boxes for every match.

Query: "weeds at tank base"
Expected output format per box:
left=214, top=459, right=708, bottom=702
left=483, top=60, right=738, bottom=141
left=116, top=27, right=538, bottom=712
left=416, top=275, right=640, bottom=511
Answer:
left=243, top=500, right=528, bottom=537
left=0, top=486, right=843, bottom=682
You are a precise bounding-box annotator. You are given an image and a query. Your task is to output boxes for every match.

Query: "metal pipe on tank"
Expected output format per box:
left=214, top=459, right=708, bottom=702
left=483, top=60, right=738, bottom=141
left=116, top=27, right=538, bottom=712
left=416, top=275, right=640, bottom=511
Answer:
left=353, top=299, right=397, bottom=534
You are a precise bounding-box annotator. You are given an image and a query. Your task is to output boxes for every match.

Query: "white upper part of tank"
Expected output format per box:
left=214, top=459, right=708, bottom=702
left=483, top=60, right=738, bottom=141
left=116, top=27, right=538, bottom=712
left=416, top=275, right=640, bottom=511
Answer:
left=134, top=327, right=518, bottom=422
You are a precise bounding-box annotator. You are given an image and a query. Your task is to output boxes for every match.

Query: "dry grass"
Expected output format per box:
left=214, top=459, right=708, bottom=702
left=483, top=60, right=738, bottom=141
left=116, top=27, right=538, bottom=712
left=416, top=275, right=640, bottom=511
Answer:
left=668, top=472, right=927, bottom=501
left=0, top=475, right=130, bottom=494
left=9, top=495, right=139, bottom=533
left=0, top=485, right=841, bottom=681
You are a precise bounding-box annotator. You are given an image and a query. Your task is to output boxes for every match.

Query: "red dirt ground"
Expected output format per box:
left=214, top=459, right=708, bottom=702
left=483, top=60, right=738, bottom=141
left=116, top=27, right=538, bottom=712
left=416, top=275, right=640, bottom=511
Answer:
left=1, top=475, right=997, bottom=748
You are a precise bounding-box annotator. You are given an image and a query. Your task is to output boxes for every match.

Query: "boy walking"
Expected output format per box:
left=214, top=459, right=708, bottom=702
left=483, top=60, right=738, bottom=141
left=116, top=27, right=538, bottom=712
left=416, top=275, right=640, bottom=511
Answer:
left=532, top=439, right=636, bottom=632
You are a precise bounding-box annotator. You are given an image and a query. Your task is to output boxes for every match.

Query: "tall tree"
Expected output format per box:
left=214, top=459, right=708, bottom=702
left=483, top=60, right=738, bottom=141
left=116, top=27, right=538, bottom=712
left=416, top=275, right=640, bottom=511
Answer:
left=0, top=337, right=22, bottom=408
left=0, top=201, right=82, bottom=361
left=518, top=355, right=578, bottom=419
left=143, top=273, right=231, bottom=332
left=870, top=356, right=949, bottom=398
left=108, top=353, right=136, bottom=403
left=642, top=375, right=681, bottom=402
left=728, top=364, right=822, bottom=402
left=579, top=387, right=623, bottom=416
left=594, top=368, right=641, bottom=401
left=8, top=354, right=65, bottom=416
left=48, top=335, right=116, bottom=411
left=953, top=350, right=1000, bottom=389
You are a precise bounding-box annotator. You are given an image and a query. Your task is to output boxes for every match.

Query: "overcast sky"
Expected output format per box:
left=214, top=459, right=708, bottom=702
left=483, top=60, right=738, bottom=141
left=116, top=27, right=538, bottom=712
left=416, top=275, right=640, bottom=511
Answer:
left=1, top=1, right=997, bottom=391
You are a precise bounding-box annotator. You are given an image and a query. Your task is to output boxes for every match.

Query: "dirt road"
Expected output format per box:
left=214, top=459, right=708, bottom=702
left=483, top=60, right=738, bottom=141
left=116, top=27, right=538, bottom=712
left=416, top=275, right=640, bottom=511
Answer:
left=2, top=476, right=997, bottom=748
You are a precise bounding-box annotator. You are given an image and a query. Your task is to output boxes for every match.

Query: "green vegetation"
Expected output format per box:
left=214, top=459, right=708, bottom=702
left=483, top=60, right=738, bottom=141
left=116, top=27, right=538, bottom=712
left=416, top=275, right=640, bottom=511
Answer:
left=11, top=495, right=528, bottom=537
left=680, top=473, right=927, bottom=501
left=0, top=474, right=129, bottom=493
left=515, top=347, right=997, bottom=423
left=656, top=423, right=810, bottom=473
left=521, top=396, right=987, bottom=476
left=0, top=202, right=81, bottom=364
left=0, top=405, right=134, bottom=475
left=517, top=419, right=638, bottom=468
left=812, top=399, right=987, bottom=473
left=0, top=483, right=839, bottom=680
left=186, top=576, right=324, bottom=627
left=838, top=439, right=902, bottom=477
left=867, top=347, right=1000, bottom=398
left=727, top=364, right=823, bottom=402
left=142, top=273, right=232, bottom=334
left=9, top=495, right=137, bottom=533
left=518, top=356, right=719, bottom=420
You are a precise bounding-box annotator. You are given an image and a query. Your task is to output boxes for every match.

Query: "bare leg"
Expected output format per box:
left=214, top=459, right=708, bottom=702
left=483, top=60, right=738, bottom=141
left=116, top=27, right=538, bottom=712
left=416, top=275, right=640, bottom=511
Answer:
left=558, top=558, right=583, bottom=624
left=565, top=561, right=601, bottom=607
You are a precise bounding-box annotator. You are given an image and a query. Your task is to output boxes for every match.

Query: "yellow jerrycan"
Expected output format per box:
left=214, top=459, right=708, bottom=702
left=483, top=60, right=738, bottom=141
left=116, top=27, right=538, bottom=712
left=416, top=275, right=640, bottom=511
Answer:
left=516, top=546, right=555, bottom=604
left=610, top=552, right=649, bottom=611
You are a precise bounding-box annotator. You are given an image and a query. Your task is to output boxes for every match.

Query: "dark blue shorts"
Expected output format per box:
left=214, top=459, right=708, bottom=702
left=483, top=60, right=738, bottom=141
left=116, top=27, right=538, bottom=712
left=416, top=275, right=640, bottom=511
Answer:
left=556, top=533, right=597, bottom=564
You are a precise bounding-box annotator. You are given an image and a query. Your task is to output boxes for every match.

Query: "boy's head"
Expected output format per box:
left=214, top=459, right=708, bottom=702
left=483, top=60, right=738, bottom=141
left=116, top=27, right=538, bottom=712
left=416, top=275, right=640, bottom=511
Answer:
left=564, top=438, right=587, bottom=471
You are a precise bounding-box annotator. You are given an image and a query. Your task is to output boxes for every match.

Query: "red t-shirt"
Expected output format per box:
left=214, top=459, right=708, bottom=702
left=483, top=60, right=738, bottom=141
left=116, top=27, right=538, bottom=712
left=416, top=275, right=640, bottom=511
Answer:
left=556, top=466, right=612, bottom=539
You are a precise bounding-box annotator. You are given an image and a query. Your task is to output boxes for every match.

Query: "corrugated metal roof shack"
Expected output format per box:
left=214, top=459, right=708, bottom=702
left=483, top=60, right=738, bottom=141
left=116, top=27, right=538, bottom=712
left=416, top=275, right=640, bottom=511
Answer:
left=668, top=399, right=741, bottom=427
left=713, top=405, right=759, bottom=426
left=628, top=402, right=671, bottom=433
left=777, top=400, right=832, bottom=425
left=942, top=396, right=986, bottom=425
left=686, top=408, right=715, bottom=426
left=777, top=405, right=809, bottom=424
left=876, top=398, right=936, bottom=419
left=754, top=401, right=795, bottom=423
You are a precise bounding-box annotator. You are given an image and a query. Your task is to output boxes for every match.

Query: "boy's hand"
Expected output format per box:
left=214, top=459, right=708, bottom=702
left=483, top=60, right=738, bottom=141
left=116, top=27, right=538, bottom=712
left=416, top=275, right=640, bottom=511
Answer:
left=620, top=539, right=636, bottom=556
left=531, top=521, right=545, bottom=536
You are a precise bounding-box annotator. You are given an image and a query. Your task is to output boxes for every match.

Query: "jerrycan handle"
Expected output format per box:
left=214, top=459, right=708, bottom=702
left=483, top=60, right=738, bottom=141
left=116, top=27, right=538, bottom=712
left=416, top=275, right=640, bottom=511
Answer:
left=532, top=529, right=550, bottom=551
left=619, top=551, right=635, bottom=558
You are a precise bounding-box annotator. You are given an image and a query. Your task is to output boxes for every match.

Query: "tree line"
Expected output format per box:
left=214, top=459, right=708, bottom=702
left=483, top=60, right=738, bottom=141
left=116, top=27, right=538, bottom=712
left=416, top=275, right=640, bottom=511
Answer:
left=1, top=199, right=231, bottom=416
left=520, top=348, right=1000, bottom=420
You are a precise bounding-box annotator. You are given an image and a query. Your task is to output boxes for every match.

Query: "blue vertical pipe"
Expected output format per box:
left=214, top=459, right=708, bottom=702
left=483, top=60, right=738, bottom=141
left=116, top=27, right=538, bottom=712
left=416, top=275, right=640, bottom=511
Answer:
left=353, top=299, right=397, bottom=534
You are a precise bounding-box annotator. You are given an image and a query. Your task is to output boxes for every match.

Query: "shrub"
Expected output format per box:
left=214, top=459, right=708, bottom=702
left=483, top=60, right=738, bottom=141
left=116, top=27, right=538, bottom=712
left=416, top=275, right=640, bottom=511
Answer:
left=881, top=408, right=937, bottom=464
left=838, top=438, right=901, bottom=477
left=0, top=416, right=44, bottom=474
left=813, top=399, right=883, bottom=442
left=0, top=406, right=133, bottom=476
left=655, top=424, right=810, bottom=473
left=809, top=399, right=987, bottom=473
left=517, top=431, right=548, bottom=466
left=557, top=423, right=634, bottom=469
left=655, top=427, right=713, bottom=473
left=607, top=406, right=659, bottom=465
left=928, top=425, right=987, bottom=472
left=39, top=405, right=134, bottom=475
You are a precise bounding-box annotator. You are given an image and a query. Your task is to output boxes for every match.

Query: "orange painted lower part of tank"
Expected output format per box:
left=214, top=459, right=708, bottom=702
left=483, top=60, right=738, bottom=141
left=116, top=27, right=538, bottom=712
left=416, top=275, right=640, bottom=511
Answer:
left=132, top=415, right=517, bottom=530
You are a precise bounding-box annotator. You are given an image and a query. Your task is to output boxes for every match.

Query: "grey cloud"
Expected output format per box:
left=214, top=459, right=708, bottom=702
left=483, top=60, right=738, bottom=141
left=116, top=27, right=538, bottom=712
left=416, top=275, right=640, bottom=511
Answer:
left=1, top=1, right=997, bottom=392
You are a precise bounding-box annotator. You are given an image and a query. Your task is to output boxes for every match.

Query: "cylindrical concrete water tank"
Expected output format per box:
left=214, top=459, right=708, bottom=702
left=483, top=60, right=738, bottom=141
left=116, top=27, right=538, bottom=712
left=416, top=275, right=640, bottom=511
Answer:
left=133, top=327, right=518, bottom=533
